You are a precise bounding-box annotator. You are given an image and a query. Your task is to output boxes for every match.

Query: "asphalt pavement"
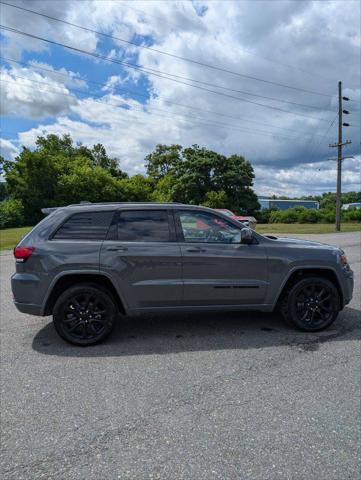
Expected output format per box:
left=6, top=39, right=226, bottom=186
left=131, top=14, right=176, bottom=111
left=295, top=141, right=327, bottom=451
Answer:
left=1, top=231, right=360, bottom=480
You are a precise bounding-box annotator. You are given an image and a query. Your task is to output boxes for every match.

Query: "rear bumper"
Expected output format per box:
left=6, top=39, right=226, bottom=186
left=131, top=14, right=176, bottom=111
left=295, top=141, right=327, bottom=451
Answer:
left=11, top=272, right=46, bottom=316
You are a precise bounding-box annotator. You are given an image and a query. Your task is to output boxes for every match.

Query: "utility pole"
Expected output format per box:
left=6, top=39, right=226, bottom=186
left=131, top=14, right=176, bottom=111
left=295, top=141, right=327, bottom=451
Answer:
left=329, top=81, right=351, bottom=232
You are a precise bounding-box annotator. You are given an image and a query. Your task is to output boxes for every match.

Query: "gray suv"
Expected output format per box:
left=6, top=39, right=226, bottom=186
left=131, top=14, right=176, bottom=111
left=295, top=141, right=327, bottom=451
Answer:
left=12, top=203, right=354, bottom=346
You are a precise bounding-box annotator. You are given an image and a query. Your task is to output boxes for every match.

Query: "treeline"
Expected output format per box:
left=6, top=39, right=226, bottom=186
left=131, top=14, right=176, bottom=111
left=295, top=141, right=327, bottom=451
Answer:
left=257, top=205, right=361, bottom=224
left=0, top=134, right=259, bottom=228
left=257, top=191, right=361, bottom=224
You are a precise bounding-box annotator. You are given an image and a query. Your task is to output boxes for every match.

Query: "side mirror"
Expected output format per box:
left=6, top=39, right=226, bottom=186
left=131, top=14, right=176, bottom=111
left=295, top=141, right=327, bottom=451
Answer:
left=240, top=227, right=254, bottom=244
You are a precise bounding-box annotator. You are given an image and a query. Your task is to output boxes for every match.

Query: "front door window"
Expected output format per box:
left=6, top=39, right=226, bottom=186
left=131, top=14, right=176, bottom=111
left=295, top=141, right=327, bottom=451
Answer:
left=178, top=211, right=241, bottom=244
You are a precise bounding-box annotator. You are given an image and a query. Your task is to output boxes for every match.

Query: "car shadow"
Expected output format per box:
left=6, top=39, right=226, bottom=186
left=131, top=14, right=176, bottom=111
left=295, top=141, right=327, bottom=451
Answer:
left=32, top=306, right=361, bottom=357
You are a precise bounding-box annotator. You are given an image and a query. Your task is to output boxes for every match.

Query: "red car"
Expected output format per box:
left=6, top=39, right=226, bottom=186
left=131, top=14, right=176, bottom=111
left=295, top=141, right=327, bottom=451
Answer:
left=215, top=209, right=257, bottom=229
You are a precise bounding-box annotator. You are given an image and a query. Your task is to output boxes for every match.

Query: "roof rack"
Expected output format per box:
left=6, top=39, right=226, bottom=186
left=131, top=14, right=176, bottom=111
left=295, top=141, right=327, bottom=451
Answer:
left=41, top=201, right=185, bottom=214
left=66, top=201, right=185, bottom=206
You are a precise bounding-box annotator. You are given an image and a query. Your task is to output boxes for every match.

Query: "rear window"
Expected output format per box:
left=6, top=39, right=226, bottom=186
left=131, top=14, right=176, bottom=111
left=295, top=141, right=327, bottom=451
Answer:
left=52, top=211, right=114, bottom=240
left=117, top=210, right=170, bottom=242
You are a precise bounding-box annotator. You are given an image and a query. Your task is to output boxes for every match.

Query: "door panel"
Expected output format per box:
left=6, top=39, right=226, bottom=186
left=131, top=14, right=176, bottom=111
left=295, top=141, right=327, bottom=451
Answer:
left=175, top=209, right=268, bottom=306
left=100, top=241, right=183, bottom=309
left=100, top=209, right=182, bottom=310
left=180, top=243, right=268, bottom=305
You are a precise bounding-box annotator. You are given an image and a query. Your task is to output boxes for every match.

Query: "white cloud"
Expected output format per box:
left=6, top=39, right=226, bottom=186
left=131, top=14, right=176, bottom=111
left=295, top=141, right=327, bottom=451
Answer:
left=1, top=0, right=98, bottom=59
left=1, top=0, right=360, bottom=195
left=0, top=65, right=78, bottom=118
left=0, top=138, right=19, bottom=160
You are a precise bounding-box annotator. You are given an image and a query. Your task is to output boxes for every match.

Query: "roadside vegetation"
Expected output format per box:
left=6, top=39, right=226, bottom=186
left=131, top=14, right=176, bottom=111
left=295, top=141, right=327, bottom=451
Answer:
left=0, top=134, right=360, bottom=235
left=257, top=223, right=360, bottom=235
left=0, top=134, right=258, bottom=228
left=0, top=226, right=32, bottom=251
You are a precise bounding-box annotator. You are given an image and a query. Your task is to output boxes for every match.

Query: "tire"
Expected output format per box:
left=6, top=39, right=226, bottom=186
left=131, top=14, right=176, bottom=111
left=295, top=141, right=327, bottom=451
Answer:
left=53, top=284, right=117, bottom=346
left=282, top=276, right=340, bottom=332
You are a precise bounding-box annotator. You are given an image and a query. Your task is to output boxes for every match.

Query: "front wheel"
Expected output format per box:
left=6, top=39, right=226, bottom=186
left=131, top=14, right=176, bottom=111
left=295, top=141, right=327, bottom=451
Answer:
left=283, top=276, right=340, bottom=332
left=53, top=284, right=117, bottom=346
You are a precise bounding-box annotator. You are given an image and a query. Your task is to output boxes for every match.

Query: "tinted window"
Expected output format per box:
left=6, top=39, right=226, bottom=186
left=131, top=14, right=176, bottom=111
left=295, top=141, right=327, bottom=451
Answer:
left=178, top=210, right=241, bottom=243
left=118, top=210, right=170, bottom=242
left=53, top=211, right=114, bottom=240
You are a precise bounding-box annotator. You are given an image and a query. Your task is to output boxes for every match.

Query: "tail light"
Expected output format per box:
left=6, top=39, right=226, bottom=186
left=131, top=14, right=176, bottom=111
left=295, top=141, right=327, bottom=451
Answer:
left=13, top=246, right=34, bottom=262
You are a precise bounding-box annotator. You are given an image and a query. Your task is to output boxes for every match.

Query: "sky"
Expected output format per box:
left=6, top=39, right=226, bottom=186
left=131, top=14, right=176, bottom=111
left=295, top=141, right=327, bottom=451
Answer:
left=0, top=0, right=360, bottom=197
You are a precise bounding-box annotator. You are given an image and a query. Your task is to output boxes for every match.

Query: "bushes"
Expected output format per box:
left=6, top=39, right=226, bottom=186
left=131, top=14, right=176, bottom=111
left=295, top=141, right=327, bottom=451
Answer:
left=298, top=208, right=323, bottom=223
left=269, top=207, right=303, bottom=224
left=264, top=205, right=360, bottom=224
left=343, top=208, right=361, bottom=222
left=0, top=199, right=25, bottom=228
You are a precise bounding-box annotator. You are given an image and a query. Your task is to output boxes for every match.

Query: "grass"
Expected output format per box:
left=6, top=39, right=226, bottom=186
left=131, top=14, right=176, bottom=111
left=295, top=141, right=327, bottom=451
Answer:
left=257, top=223, right=361, bottom=234
left=0, top=226, right=32, bottom=251
left=0, top=223, right=360, bottom=250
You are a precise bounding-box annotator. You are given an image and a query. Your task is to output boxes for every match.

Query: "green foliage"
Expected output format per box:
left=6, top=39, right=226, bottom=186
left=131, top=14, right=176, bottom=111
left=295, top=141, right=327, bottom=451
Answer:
left=146, top=144, right=259, bottom=213
left=266, top=205, right=360, bottom=224
left=151, top=174, right=175, bottom=202
left=119, top=175, right=154, bottom=202
left=146, top=144, right=182, bottom=181
left=256, top=207, right=278, bottom=224
left=0, top=182, right=7, bottom=201
left=3, top=134, right=127, bottom=225
left=202, top=190, right=229, bottom=208
left=343, top=208, right=361, bottom=222
left=320, top=209, right=335, bottom=223
left=0, top=199, right=25, bottom=229
left=269, top=207, right=300, bottom=224
left=297, top=208, right=323, bottom=223
left=56, top=165, right=122, bottom=204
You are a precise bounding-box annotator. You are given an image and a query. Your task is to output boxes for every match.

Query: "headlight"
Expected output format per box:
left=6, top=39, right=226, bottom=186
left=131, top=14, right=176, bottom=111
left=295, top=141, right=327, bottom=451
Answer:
left=340, top=254, right=348, bottom=264
left=340, top=254, right=350, bottom=271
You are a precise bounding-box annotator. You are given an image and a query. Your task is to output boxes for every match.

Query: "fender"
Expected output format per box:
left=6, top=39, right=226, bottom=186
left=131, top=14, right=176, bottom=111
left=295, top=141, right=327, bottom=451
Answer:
left=41, top=269, right=130, bottom=315
left=271, top=265, right=343, bottom=310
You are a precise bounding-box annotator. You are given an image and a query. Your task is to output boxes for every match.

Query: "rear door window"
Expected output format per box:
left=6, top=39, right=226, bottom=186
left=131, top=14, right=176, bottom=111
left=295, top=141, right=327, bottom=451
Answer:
left=52, top=211, right=114, bottom=240
left=117, top=210, right=171, bottom=242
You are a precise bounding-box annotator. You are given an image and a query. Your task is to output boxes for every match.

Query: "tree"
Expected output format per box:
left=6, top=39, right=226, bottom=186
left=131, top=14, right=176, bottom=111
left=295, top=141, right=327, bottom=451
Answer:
left=145, top=144, right=182, bottom=181
left=3, top=134, right=126, bottom=224
left=119, top=175, right=154, bottom=202
left=0, top=181, right=7, bottom=201
left=145, top=144, right=259, bottom=213
left=202, top=190, right=229, bottom=208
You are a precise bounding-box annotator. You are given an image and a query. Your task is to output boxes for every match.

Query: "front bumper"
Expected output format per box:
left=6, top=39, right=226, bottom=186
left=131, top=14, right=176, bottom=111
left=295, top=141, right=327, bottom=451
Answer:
left=14, top=301, right=43, bottom=316
left=342, top=271, right=354, bottom=307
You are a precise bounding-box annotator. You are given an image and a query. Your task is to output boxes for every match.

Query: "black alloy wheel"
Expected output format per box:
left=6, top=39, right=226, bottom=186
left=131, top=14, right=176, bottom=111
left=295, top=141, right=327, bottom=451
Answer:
left=53, top=284, right=117, bottom=346
left=286, top=277, right=340, bottom=331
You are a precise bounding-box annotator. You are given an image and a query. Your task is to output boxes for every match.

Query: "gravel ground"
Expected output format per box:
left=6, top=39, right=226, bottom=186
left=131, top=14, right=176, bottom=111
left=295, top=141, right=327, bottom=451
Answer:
left=0, top=231, right=360, bottom=480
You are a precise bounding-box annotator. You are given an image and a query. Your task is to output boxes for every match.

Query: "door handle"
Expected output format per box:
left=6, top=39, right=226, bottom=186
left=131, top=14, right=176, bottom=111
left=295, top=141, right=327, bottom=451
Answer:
left=106, top=246, right=128, bottom=252
left=186, top=247, right=206, bottom=253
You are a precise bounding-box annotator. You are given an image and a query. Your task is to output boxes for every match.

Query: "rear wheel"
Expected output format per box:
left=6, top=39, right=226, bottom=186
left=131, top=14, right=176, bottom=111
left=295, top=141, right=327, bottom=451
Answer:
left=53, top=284, right=117, bottom=346
left=282, top=276, right=340, bottom=331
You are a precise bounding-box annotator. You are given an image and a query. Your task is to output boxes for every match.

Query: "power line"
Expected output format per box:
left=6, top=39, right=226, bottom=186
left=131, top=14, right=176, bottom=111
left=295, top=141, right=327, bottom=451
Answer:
left=0, top=24, right=334, bottom=112
left=0, top=56, right=332, bottom=136
left=307, top=113, right=338, bottom=160
left=122, top=1, right=337, bottom=84
left=0, top=76, right=304, bottom=140
left=0, top=25, right=335, bottom=123
left=0, top=1, right=335, bottom=98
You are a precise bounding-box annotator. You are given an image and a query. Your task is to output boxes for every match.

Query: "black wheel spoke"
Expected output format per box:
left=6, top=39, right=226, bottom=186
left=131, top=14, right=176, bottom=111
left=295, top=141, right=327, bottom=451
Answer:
left=293, top=280, right=337, bottom=330
left=67, top=320, right=82, bottom=332
left=316, top=288, right=325, bottom=300
left=319, top=295, right=331, bottom=304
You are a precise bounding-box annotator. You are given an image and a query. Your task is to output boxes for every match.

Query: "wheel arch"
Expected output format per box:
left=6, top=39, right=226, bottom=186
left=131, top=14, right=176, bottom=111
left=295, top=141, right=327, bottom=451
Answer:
left=43, top=272, right=126, bottom=316
left=274, top=267, right=343, bottom=310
